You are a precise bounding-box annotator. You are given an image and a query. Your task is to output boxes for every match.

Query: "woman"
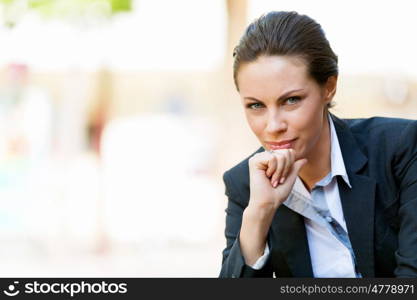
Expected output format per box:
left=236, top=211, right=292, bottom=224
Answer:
left=219, top=11, right=417, bottom=278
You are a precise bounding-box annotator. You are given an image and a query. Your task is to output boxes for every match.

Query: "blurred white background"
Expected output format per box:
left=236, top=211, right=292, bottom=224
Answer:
left=0, top=0, right=416, bottom=277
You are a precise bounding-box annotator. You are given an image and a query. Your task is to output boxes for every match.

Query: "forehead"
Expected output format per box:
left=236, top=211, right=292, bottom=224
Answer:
left=237, top=55, right=313, bottom=98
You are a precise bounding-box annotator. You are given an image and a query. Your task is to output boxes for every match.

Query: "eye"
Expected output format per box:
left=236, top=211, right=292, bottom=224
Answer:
left=246, top=102, right=264, bottom=110
left=284, top=96, right=301, bottom=105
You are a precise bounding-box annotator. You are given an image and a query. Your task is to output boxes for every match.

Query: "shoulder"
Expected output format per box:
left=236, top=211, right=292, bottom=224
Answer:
left=342, top=116, right=415, bottom=136
left=335, top=116, right=417, bottom=180
left=336, top=115, right=417, bottom=149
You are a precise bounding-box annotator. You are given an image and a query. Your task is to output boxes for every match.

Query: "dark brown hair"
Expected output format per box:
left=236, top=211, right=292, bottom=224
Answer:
left=233, top=11, right=338, bottom=106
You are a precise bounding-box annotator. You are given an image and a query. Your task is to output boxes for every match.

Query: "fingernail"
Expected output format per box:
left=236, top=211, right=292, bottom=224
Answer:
left=280, top=177, right=285, bottom=184
left=272, top=180, right=278, bottom=188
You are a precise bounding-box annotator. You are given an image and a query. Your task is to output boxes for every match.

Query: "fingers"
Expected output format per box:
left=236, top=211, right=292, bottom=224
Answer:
left=249, top=149, right=300, bottom=188
left=280, top=149, right=295, bottom=184
left=265, top=156, right=277, bottom=178
left=269, top=149, right=294, bottom=187
left=270, top=154, right=285, bottom=187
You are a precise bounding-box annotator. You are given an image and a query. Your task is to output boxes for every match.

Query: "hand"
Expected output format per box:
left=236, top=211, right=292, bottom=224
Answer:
left=239, top=149, right=307, bottom=265
left=248, top=149, right=307, bottom=212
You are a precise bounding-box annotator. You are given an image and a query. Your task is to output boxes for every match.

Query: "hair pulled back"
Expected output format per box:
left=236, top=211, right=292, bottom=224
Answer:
left=233, top=11, right=338, bottom=98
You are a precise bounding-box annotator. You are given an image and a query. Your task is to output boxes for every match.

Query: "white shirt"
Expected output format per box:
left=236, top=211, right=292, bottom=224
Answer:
left=251, top=114, right=357, bottom=277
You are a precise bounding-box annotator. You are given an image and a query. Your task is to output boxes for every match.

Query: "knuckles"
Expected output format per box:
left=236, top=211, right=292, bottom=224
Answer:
left=249, top=148, right=294, bottom=166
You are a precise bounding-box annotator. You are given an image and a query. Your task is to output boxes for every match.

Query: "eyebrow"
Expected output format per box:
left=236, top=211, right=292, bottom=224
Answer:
left=244, top=88, right=305, bottom=102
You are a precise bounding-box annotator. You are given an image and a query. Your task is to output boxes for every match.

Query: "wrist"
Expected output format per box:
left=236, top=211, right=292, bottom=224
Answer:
left=242, top=205, right=275, bottom=237
left=240, top=208, right=271, bottom=265
left=245, top=201, right=278, bottom=222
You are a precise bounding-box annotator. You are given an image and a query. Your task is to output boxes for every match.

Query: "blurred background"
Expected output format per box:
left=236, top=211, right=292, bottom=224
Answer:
left=0, top=0, right=416, bottom=277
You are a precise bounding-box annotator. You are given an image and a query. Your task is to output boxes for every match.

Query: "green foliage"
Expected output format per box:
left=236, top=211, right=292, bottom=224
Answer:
left=0, top=0, right=14, bottom=4
left=0, top=0, right=133, bottom=27
left=25, top=0, right=132, bottom=15
left=110, top=0, right=131, bottom=12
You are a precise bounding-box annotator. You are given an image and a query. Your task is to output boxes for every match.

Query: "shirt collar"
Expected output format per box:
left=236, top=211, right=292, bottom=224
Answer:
left=328, top=113, right=351, bottom=188
left=284, top=114, right=352, bottom=217
left=292, top=113, right=351, bottom=192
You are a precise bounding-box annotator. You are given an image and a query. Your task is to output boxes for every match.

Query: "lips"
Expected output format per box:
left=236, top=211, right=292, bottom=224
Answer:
left=265, top=138, right=297, bottom=150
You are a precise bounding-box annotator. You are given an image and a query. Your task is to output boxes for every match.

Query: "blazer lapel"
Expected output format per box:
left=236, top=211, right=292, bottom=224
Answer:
left=270, top=205, right=314, bottom=277
left=332, top=114, right=376, bottom=277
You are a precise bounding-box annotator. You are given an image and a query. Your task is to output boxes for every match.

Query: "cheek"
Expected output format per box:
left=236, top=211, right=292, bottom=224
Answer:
left=245, top=113, right=265, bottom=137
left=301, top=109, right=321, bottom=134
left=293, top=99, right=325, bottom=151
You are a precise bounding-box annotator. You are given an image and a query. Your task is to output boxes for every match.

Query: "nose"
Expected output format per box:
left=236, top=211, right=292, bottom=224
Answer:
left=265, top=110, right=287, bottom=134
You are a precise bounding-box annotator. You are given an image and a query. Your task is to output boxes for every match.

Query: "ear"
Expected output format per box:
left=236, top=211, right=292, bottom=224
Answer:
left=324, top=75, right=338, bottom=104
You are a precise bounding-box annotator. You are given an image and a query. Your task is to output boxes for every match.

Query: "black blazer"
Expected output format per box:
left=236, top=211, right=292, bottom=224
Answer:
left=219, top=114, right=417, bottom=278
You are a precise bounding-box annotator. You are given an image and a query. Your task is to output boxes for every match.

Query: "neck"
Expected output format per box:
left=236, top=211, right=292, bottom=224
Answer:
left=299, top=113, right=331, bottom=192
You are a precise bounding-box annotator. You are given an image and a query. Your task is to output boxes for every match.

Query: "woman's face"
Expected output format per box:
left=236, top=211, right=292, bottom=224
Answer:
left=236, top=55, right=335, bottom=160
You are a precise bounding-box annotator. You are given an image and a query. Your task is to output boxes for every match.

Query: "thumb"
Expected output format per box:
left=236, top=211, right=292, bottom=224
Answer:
left=287, top=158, right=308, bottom=182
left=293, top=158, right=308, bottom=173
left=275, top=158, right=308, bottom=201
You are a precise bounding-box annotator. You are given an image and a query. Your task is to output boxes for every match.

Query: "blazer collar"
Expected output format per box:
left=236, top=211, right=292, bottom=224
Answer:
left=330, top=113, right=368, bottom=174
left=330, top=113, right=376, bottom=277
